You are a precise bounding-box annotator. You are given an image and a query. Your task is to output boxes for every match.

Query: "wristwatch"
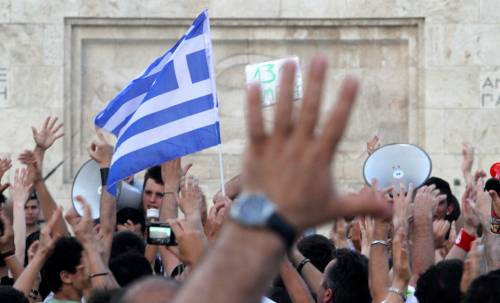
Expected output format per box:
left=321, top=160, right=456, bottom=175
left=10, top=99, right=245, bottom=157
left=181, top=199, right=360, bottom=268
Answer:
left=229, top=192, right=297, bottom=248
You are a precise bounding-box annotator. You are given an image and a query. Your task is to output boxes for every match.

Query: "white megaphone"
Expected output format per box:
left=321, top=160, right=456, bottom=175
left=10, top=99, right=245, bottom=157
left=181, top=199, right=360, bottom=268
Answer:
left=363, top=143, right=432, bottom=191
left=71, top=159, right=143, bottom=219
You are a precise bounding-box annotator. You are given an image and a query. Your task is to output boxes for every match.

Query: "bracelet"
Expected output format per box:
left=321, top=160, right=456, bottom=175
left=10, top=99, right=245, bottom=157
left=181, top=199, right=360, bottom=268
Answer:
left=296, top=258, right=311, bottom=274
left=455, top=228, right=476, bottom=252
left=388, top=286, right=406, bottom=301
left=0, top=250, right=15, bottom=260
left=371, top=240, right=389, bottom=247
left=89, top=272, right=109, bottom=279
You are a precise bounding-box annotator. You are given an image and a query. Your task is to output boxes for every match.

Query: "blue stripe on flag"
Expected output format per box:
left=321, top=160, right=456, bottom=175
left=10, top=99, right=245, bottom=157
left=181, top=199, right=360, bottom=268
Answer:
left=186, top=12, right=207, bottom=40
left=115, top=94, right=215, bottom=147
left=107, top=122, right=220, bottom=192
left=187, top=49, right=210, bottom=83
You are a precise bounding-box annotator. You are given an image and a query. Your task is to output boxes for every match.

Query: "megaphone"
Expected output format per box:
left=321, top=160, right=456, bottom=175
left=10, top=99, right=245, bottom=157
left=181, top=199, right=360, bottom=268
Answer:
left=363, top=143, right=432, bottom=191
left=71, top=159, right=143, bottom=219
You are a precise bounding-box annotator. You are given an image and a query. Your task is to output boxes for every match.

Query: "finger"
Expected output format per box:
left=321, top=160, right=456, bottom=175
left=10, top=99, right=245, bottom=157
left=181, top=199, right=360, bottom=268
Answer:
left=53, top=122, right=63, bottom=134
left=43, top=117, right=50, bottom=130
left=54, top=133, right=64, bottom=141
left=182, top=163, right=193, bottom=176
left=273, top=61, right=296, bottom=136
left=406, top=182, right=414, bottom=199
left=75, top=195, right=92, bottom=220
left=331, top=193, right=393, bottom=220
left=96, top=129, right=107, bottom=143
left=246, top=83, right=266, bottom=143
left=295, top=56, right=327, bottom=138
left=318, top=76, right=359, bottom=158
left=48, top=117, right=58, bottom=130
left=31, top=127, right=38, bottom=139
left=0, top=183, right=10, bottom=193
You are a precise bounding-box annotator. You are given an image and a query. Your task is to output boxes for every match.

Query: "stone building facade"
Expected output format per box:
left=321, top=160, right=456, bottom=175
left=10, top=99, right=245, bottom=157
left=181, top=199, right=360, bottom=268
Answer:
left=0, top=0, right=498, bottom=209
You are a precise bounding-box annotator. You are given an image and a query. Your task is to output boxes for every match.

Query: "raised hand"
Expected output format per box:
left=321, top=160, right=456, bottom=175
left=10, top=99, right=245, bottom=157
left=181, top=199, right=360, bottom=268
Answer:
left=433, top=219, right=450, bottom=249
left=88, top=129, right=113, bottom=168
left=18, top=150, right=43, bottom=184
left=161, top=158, right=193, bottom=193
left=205, top=203, right=227, bottom=241
left=169, top=218, right=207, bottom=266
left=367, top=135, right=380, bottom=155
left=460, top=240, right=484, bottom=293
left=0, top=158, right=12, bottom=193
left=413, top=184, right=446, bottom=219
left=461, top=142, right=474, bottom=183
left=392, top=182, right=414, bottom=231
left=66, top=196, right=94, bottom=244
left=178, top=176, right=204, bottom=217
left=10, top=168, right=34, bottom=205
left=38, top=208, right=63, bottom=256
left=32, top=116, right=64, bottom=151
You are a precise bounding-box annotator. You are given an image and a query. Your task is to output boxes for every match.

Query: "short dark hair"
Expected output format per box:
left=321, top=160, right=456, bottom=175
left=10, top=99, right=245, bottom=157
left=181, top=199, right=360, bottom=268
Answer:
left=297, top=234, right=335, bottom=272
left=323, top=249, right=370, bottom=303
left=415, top=259, right=464, bottom=303
left=109, top=251, right=153, bottom=287
left=143, top=166, right=163, bottom=188
left=41, top=237, right=84, bottom=293
left=116, top=207, right=146, bottom=233
left=423, top=177, right=461, bottom=222
left=461, top=269, right=500, bottom=303
left=110, top=231, right=146, bottom=261
left=0, top=286, right=29, bottom=303
left=88, top=288, right=124, bottom=303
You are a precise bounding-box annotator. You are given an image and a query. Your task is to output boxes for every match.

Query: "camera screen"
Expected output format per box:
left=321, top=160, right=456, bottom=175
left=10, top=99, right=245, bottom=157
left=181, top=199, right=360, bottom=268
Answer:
left=150, top=226, right=171, bottom=240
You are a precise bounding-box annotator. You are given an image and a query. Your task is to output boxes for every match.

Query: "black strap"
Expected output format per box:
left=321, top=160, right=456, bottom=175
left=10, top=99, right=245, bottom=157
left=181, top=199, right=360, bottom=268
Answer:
left=100, top=168, right=109, bottom=186
left=268, top=213, right=297, bottom=249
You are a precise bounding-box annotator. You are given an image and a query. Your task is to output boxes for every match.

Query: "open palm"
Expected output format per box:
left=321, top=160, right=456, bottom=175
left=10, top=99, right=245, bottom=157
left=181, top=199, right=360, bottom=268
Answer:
left=32, top=116, right=64, bottom=150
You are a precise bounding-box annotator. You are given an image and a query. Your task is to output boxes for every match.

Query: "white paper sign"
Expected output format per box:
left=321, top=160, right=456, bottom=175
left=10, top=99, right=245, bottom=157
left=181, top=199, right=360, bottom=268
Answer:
left=245, top=57, right=303, bottom=107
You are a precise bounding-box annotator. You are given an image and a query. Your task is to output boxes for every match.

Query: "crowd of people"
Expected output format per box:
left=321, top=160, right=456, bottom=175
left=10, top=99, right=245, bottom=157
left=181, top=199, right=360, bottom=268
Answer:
left=0, top=56, right=499, bottom=303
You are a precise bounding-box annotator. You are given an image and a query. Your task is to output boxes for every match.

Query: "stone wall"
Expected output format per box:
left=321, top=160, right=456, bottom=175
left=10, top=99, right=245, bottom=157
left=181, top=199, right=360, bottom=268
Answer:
left=0, top=0, right=498, bottom=211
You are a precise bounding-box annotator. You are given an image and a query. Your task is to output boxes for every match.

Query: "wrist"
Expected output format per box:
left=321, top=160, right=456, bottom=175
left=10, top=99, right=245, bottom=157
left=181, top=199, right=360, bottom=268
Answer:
left=164, top=184, right=180, bottom=193
left=463, top=224, right=477, bottom=237
left=392, top=277, right=409, bottom=290
left=455, top=228, right=476, bottom=252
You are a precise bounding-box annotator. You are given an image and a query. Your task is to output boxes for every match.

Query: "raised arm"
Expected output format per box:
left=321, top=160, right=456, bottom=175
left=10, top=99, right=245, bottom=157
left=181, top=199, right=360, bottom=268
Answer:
left=69, top=196, right=118, bottom=291
left=280, top=257, right=315, bottom=303
left=173, top=57, right=392, bottom=303
left=13, top=208, right=61, bottom=296
left=10, top=168, right=33, bottom=264
left=88, top=129, right=115, bottom=264
left=368, top=217, right=391, bottom=303
left=410, top=185, right=445, bottom=286
left=19, top=116, right=67, bottom=236
left=0, top=212, right=23, bottom=280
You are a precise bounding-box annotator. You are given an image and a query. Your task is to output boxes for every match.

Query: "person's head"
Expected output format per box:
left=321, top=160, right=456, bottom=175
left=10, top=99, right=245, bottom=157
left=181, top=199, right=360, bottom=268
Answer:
left=0, top=286, right=28, bottom=303
left=110, top=231, right=146, bottom=260
left=415, top=259, right=464, bottom=303
left=423, top=177, right=460, bottom=222
left=298, top=234, right=335, bottom=272
left=41, top=237, right=90, bottom=299
left=317, top=249, right=370, bottom=303
left=142, top=166, right=164, bottom=210
left=109, top=251, right=152, bottom=287
left=120, top=276, right=180, bottom=303
left=116, top=207, right=146, bottom=237
left=24, top=198, right=40, bottom=227
left=462, top=269, right=500, bottom=303
left=88, top=288, right=124, bottom=303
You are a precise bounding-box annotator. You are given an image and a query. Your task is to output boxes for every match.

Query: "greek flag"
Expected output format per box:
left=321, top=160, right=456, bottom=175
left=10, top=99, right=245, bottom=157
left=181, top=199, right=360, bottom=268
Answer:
left=94, top=9, right=220, bottom=194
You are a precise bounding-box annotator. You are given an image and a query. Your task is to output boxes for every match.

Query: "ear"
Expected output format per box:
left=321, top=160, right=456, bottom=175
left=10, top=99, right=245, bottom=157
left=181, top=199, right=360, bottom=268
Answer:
left=323, top=288, right=333, bottom=303
left=60, top=271, right=73, bottom=285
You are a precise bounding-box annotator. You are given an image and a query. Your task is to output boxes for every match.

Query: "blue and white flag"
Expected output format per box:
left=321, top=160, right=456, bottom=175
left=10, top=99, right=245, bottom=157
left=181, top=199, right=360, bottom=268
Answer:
left=95, top=9, right=220, bottom=194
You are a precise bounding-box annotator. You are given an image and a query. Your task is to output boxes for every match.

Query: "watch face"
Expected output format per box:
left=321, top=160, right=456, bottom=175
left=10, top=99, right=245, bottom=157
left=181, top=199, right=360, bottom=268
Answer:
left=232, top=193, right=275, bottom=226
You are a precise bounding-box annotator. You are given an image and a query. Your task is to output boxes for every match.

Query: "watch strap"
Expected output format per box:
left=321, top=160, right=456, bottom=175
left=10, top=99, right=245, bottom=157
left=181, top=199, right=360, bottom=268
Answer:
left=268, top=212, right=297, bottom=249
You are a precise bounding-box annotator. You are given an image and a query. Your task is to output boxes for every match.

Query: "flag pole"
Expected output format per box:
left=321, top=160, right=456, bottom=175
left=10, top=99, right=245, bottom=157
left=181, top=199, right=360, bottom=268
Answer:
left=217, top=143, right=226, bottom=196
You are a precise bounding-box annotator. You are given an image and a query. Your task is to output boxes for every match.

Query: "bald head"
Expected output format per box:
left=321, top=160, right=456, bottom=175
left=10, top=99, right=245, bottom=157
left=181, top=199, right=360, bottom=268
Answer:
left=121, top=276, right=180, bottom=303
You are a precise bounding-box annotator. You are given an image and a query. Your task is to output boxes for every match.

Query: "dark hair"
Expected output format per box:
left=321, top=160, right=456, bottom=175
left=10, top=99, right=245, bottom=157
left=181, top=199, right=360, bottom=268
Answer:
left=110, top=231, right=146, bottom=260
left=109, top=251, right=153, bottom=287
left=415, top=259, right=464, bottom=303
left=461, top=269, right=500, bottom=303
left=323, top=249, right=370, bottom=303
left=297, top=234, right=335, bottom=272
left=41, top=237, right=84, bottom=293
left=116, top=207, right=146, bottom=233
left=143, top=166, right=163, bottom=189
left=0, top=286, right=29, bottom=303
